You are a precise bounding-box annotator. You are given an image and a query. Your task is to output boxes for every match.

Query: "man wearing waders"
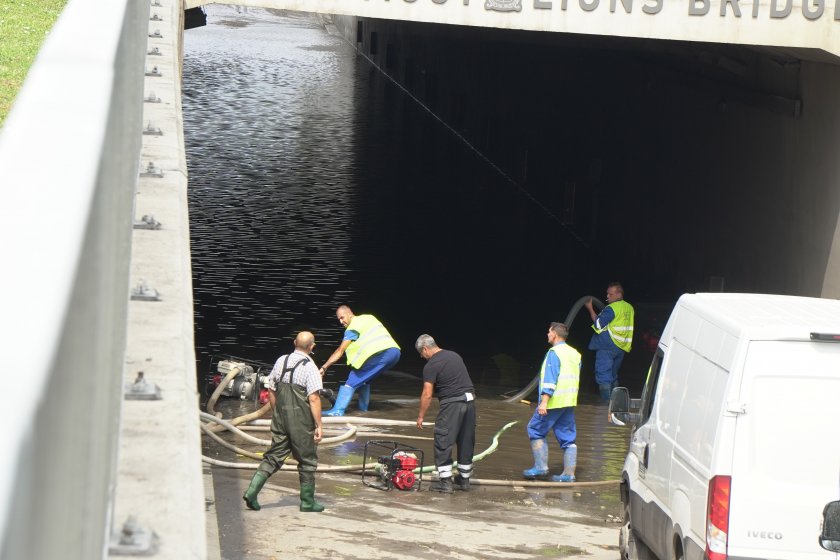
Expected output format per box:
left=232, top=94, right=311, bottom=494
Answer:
left=415, top=334, right=476, bottom=493
left=319, top=305, right=401, bottom=416
left=585, top=282, right=634, bottom=401
left=243, top=331, right=325, bottom=512
left=522, top=322, right=582, bottom=482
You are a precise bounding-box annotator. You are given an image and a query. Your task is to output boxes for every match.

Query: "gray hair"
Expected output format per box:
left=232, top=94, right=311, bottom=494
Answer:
left=415, top=334, right=439, bottom=352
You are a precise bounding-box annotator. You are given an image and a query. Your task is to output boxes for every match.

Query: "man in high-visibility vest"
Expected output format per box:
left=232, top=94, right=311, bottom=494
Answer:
left=522, top=322, right=582, bottom=482
left=319, top=305, right=401, bottom=416
left=585, top=282, right=634, bottom=401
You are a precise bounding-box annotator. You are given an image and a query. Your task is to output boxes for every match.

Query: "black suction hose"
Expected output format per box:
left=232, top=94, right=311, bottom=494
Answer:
left=502, top=295, right=605, bottom=403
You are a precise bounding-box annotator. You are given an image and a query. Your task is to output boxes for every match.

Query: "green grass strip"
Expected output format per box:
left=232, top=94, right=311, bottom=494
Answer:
left=0, top=0, right=68, bottom=127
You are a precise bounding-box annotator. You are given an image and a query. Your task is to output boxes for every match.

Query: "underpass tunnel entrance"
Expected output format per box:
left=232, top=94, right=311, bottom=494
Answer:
left=331, top=17, right=840, bottom=388
left=347, top=18, right=840, bottom=298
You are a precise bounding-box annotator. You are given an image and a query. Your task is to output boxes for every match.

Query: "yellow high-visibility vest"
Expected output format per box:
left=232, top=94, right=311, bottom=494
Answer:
left=593, top=300, right=635, bottom=352
left=344, top=314, right=400, bottom=369
left=540, top=343, right=582, bottom=409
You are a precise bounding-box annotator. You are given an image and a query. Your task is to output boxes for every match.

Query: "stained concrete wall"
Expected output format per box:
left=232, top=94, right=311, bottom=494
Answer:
left=335, top=16, right=840, bottom=298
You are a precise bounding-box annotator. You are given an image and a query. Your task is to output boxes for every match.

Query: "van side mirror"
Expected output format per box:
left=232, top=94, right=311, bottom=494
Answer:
left=820, top=501, right=840, bottom=552
left=608, top=387, right=639, bottom=426
left=610, top=387, right=630, bottom=413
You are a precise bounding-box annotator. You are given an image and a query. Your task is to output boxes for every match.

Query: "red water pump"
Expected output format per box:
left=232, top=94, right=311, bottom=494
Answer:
left=362, top=441, right=425, bottom=491
left=382, top=451, right=419, bottom=490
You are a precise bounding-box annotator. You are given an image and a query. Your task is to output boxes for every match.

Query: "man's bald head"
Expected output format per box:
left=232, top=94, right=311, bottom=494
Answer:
left=295, top=331, right=315, bottom=352
left=336, top=305, right=355, bottom=327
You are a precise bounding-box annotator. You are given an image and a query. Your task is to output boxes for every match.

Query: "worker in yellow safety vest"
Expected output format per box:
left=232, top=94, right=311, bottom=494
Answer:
left=522, top=322, right=582, bottom=482
left=319, top=305, right=401, bottom=416
left=585, top=282, right=634, bottom=401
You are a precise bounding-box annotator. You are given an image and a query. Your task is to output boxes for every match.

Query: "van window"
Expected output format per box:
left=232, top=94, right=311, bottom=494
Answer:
left=639, top=348, right=663, bottom=424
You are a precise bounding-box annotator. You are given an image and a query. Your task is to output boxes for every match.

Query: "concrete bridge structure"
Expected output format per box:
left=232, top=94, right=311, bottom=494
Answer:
left=2, top=0, right=840, bottom=558
left=189, top=0, right=840, bottom=59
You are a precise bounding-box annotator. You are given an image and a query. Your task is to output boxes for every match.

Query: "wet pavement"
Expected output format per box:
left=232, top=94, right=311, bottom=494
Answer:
left=204, top=373, right=630, bottom=559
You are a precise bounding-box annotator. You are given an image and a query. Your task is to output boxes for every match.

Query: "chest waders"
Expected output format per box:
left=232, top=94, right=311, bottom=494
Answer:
left=242, top=356, right=324, bottom=512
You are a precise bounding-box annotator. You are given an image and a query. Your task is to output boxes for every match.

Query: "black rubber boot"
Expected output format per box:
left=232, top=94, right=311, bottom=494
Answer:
left=299, top=483, right=325, bottom=512
left=430, top=477, right=453, bottom=494
left=243, top=471, right=268, bottom=511
left=453, top=475, right=471, bottom=491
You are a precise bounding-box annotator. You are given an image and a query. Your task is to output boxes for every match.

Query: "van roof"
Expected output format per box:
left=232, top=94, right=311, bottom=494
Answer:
left=676, top=293, right=840, bottom=341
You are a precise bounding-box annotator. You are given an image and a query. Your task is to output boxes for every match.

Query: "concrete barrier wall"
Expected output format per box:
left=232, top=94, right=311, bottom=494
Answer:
left=0, top=0, right=204, bottom=557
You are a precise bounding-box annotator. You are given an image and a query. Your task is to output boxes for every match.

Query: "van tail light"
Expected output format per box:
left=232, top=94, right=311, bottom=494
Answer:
left=706, top=475, right=731, bottom=560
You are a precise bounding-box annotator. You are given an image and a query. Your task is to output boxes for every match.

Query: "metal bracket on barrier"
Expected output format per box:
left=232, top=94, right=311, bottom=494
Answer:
left=145, top=66, right=162, bottom=77
left=144, top=91, right=161, bottom=103
left=151, top=13, right=163, bottom=21
left=143, top=121, right=163, bottom=136
left=147, top=46, right=162, bottom=56
left=140, top=161, right=163, bottom=178
left=125, top=372, right=162, bottom=401
left=109, top=516, right=159, bottom=555
left=131, top=280, right=160, bottom=301
left=151, top=0, right=162, bottom=6
left=148, top=29, right=162, bottom=39
left=133, top=215, right=161, bottom=230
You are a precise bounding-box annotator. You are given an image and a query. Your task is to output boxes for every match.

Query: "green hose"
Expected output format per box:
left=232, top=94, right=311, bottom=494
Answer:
left=394, top=420, right=518, bottom=474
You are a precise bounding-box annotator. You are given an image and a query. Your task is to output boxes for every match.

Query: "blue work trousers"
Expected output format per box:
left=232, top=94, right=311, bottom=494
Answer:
left=594, top=345, right=625, bottom=387
left=526, top=406, right=576, bottom=449
left=345, top=347, right=401, bottom=388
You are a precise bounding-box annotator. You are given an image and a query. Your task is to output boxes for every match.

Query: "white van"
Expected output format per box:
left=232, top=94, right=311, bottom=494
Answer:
left=609, top=293, right=840, bottom=560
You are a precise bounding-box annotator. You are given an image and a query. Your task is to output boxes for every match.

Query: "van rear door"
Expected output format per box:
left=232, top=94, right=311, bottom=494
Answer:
left=727, top=340, right=840, bottom=560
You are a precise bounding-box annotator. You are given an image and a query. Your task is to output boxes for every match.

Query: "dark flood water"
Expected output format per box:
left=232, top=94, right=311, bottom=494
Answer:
left=185, top=7, right=634, bottom=489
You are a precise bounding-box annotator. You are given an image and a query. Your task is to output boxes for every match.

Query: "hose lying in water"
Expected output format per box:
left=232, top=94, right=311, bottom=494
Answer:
left=407, top=420, right=517, bottom=474
left=232, top=425, right=433, bottom=441
left=202, top=411, right=432, bottom=445
left=248, top=417, right=433, bottom=427
left=199, top=411, right=358, bottom=446
left=206, top=365, right=243, bottom=418
left=502, top=295, right=605, bottom=403
left=201, top=418, right=509, bottom=472
left=202, top=456, right=370, bottom=472
left=201, top=419, right=617, bottom=487
left=200, top=419, right=358, bottom=460
left=204, top=401, right=271, bottom=434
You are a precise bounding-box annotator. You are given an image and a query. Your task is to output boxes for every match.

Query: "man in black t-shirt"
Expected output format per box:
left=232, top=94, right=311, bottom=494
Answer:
left=415, top=334, right=477, bottom=494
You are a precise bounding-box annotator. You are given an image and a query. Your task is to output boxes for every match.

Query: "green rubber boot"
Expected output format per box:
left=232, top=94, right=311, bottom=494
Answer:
left=243, top=471, right=268, bottom=511
left=299, top=483, right=325, bottom=512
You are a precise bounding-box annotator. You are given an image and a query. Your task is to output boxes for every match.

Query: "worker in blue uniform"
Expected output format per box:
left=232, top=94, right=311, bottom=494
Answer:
left=319, top=305, right=401, bottom=416
left=585, top=282, right=634, bottom=401
left=522, top=322, right=582, bottom=482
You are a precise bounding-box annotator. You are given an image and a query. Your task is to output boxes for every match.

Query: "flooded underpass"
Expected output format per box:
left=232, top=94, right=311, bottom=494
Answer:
left=183, top=6, right=643, bottom=558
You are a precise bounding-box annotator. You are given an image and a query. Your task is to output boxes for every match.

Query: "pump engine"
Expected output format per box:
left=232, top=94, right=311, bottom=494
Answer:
left=213, top=360, right=257, bottom=400
left=362, top=441, right=424, bottom=491
left=379, top=451, right=419, bottom=491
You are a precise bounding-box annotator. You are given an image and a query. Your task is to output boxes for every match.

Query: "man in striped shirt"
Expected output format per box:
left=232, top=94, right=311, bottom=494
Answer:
left=242, top=331, right=325, bottom=512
